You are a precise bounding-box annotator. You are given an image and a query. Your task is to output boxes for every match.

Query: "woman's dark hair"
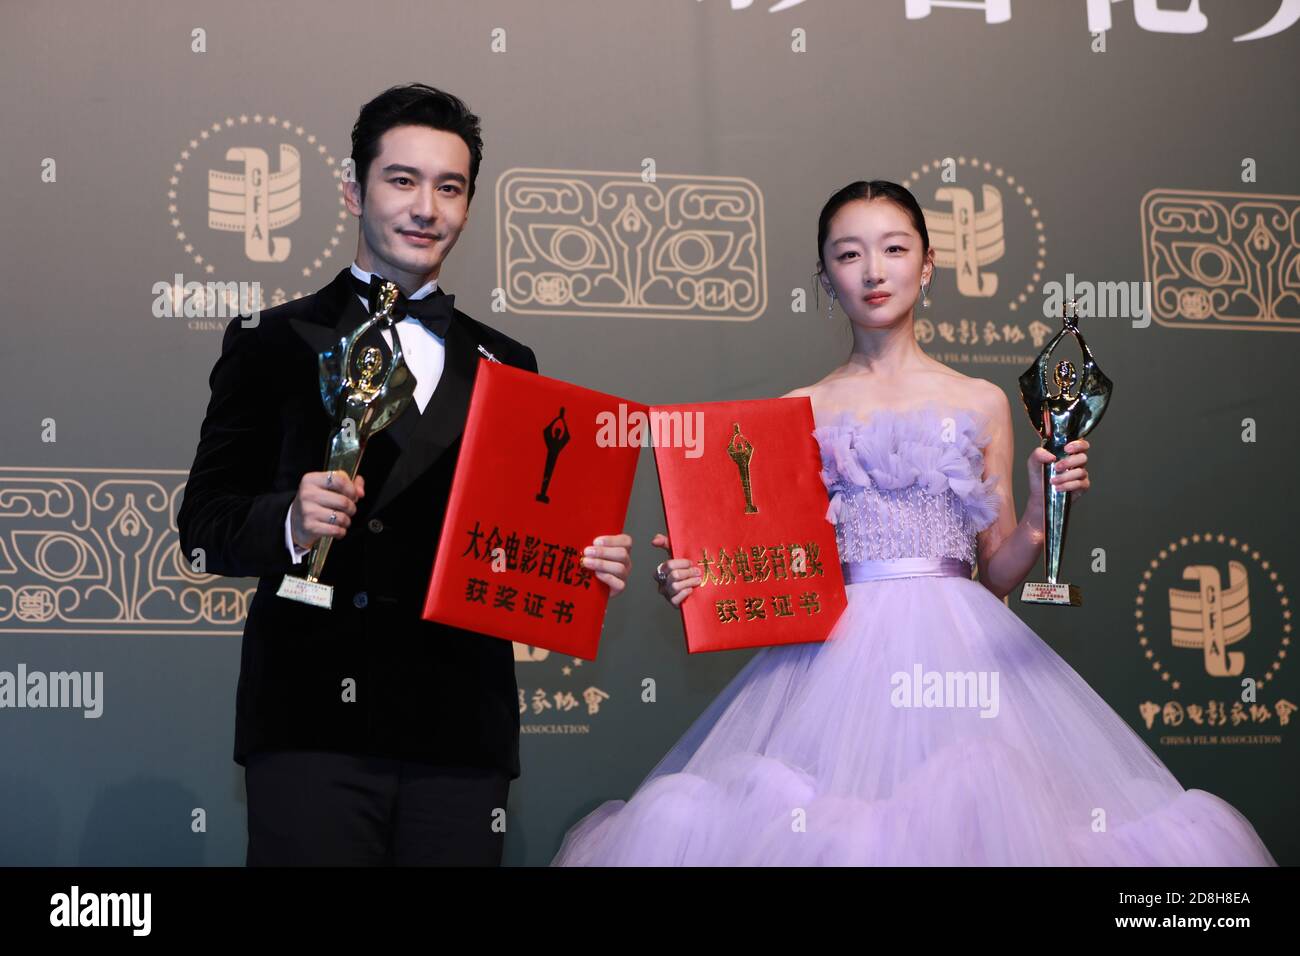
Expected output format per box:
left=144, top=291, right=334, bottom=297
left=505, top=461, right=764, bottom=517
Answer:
left=350, top=83, right=483, bottom=204
left=815, top=180, right=930, bottom=274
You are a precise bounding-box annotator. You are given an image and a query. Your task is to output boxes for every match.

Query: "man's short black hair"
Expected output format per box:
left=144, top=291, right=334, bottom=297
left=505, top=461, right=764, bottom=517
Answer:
left=350, top=83, right=483, bottom=203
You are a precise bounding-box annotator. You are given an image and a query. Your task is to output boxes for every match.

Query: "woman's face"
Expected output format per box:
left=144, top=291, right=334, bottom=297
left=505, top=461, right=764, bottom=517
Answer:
left=819, top=198, right=933, bottom=329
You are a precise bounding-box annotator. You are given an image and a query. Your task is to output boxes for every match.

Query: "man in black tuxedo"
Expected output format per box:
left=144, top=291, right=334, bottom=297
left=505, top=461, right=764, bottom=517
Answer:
left=177, top=84, right=633, bottom=866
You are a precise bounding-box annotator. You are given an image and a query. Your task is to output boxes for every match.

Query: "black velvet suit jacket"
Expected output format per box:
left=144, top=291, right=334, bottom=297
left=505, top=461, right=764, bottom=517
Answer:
left=177, top=267, right=536, bottom=777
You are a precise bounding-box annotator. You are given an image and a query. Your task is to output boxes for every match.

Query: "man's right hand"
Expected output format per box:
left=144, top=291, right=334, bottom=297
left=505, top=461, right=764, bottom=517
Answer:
left=289, top=471, right=366, bottom=551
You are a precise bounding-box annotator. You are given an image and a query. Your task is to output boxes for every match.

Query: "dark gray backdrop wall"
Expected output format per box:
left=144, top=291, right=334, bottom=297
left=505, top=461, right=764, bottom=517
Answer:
left=1, top=0, right=1297, bottom=866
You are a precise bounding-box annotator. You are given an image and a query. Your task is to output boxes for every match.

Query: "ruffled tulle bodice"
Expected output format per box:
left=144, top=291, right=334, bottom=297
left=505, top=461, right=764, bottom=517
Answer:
left=813, top=404, right=1000, bottom=568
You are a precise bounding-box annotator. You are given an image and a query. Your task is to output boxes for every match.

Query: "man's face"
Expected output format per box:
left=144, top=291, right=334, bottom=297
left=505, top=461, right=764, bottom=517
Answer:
left=344, top=124, right=472, bottom=291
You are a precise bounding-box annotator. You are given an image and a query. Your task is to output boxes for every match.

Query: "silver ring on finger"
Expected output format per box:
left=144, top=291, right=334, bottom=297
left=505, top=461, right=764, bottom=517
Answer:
left=329, top=511, right=337, bottom=525
left=654, top=561, right=669, bottom=584
left=326, top=472, right=334, bottom=489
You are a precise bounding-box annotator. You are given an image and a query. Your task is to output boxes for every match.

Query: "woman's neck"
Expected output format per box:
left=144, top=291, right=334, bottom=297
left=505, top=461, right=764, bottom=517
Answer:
left=841, top=315, right=931, bottom=380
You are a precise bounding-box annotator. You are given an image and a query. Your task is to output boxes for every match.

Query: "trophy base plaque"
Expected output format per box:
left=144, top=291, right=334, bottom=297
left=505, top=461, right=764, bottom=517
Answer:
left=277, top=575, right=334, bottom=609
left=1020, top=581, right=1082, bottom=606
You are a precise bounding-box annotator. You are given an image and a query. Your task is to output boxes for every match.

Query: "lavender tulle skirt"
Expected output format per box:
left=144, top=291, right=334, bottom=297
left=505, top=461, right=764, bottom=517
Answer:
left=551, top=571, right=1277, bottom=866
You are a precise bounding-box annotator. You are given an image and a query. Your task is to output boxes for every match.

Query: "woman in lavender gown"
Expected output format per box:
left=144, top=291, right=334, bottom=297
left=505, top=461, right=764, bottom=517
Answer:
left=552, top=181, right=1277, bottom=867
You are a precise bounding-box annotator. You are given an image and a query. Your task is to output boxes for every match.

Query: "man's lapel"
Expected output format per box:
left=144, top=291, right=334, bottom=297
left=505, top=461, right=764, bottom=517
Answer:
left=368, top=316, right=479, bottom=515
left=286, top=268, right=367, bottom=358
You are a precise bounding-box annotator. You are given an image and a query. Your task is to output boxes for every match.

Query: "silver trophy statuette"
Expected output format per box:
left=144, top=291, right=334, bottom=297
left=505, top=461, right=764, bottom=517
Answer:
left=1016, top=297, right=1113, bottom=607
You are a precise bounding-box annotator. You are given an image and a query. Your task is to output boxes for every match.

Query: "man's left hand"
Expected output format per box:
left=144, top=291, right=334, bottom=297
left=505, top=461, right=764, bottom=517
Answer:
left=583, top=534, right=632, bottom=595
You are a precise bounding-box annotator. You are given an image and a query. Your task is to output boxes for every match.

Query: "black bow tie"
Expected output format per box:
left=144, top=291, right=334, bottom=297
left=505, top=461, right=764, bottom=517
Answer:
left=350, top=274, right=456, bottom=338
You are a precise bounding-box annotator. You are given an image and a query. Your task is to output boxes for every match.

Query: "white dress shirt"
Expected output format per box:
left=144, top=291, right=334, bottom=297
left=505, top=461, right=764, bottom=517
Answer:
left=284, top=262, right=447, bottom=562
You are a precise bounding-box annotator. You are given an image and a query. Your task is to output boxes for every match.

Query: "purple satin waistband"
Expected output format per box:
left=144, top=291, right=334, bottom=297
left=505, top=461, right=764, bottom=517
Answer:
left=840, top=557, right=974, bottom=584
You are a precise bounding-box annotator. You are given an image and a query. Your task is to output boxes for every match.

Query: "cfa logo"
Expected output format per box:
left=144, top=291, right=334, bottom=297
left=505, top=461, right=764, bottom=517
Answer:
left=904, top=156, right=1045, bottom=314
left=164, top=112, right=348, bottom=319
left=210, top=143, right=301, bottom=263
left=1133, top=531, right=1295, bottom=744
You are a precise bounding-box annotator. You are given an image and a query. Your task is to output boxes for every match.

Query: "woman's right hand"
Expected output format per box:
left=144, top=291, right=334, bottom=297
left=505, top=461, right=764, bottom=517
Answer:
left=651, top=532, right=703, bottom=607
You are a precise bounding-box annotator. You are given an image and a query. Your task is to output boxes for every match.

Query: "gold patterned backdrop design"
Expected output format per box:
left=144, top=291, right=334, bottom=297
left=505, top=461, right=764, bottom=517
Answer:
left=496, top=168, right=767, bottom=321
left=0, top=469, right=252, bottom=635
left=1140, top=189, right=1300, bottom=331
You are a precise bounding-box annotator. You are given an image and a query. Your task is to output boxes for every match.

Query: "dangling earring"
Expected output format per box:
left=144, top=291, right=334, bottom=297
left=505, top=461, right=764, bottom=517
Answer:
left=920, top=278, right=931, bottom=309
left=828, top=288, right=837, bottom=321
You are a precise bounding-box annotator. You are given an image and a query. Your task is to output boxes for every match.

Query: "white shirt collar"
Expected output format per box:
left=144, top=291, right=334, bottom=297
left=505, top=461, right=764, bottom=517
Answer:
left=349, top=261, right=438, bottom=300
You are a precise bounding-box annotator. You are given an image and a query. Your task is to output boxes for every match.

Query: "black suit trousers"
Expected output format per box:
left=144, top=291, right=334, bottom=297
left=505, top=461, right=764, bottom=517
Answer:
left=244, top=750, right=510, bottom=866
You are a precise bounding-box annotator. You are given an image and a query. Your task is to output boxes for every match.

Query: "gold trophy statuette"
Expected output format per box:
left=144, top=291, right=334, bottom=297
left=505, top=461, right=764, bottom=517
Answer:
left=728, top=422, right=759, bottom=515
left=277, top=281, right=416, bottom=608
left=1016, top=298, right=1113, bottom=607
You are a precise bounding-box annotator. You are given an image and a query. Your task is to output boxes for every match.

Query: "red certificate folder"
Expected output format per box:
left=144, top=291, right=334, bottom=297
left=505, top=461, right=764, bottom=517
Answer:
left=422, top=360, right=644, bottom=660
left=652, top=397, right=847, bottom=653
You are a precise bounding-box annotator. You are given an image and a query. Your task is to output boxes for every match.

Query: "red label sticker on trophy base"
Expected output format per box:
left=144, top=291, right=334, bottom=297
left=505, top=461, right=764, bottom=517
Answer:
left=1020, top=581, right=1082, bottom=606
left=277, top=575, right=334, bottom=609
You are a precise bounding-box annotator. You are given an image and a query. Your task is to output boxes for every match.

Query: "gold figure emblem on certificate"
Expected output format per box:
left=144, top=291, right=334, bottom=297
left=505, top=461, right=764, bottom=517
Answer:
left=277, top=281, right=416, bottom=608
left=727, top=422, right=759, bottom=515
left=1017, top=298, right=1113, bottom=607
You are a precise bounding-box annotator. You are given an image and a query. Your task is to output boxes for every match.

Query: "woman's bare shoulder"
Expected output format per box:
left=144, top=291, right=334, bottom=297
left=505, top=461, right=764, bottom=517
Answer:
left=964, top=376, right=1009, bottom=416
left=782, top=362, right=863, bottom=400
left=781, top=384, right=818, bottom=400
left=925, top=361, right=1005, bottom=416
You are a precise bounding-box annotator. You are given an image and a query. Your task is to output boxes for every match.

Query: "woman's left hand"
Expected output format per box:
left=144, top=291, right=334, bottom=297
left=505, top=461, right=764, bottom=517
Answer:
left=1027, top=439, right=1091, bottom=502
